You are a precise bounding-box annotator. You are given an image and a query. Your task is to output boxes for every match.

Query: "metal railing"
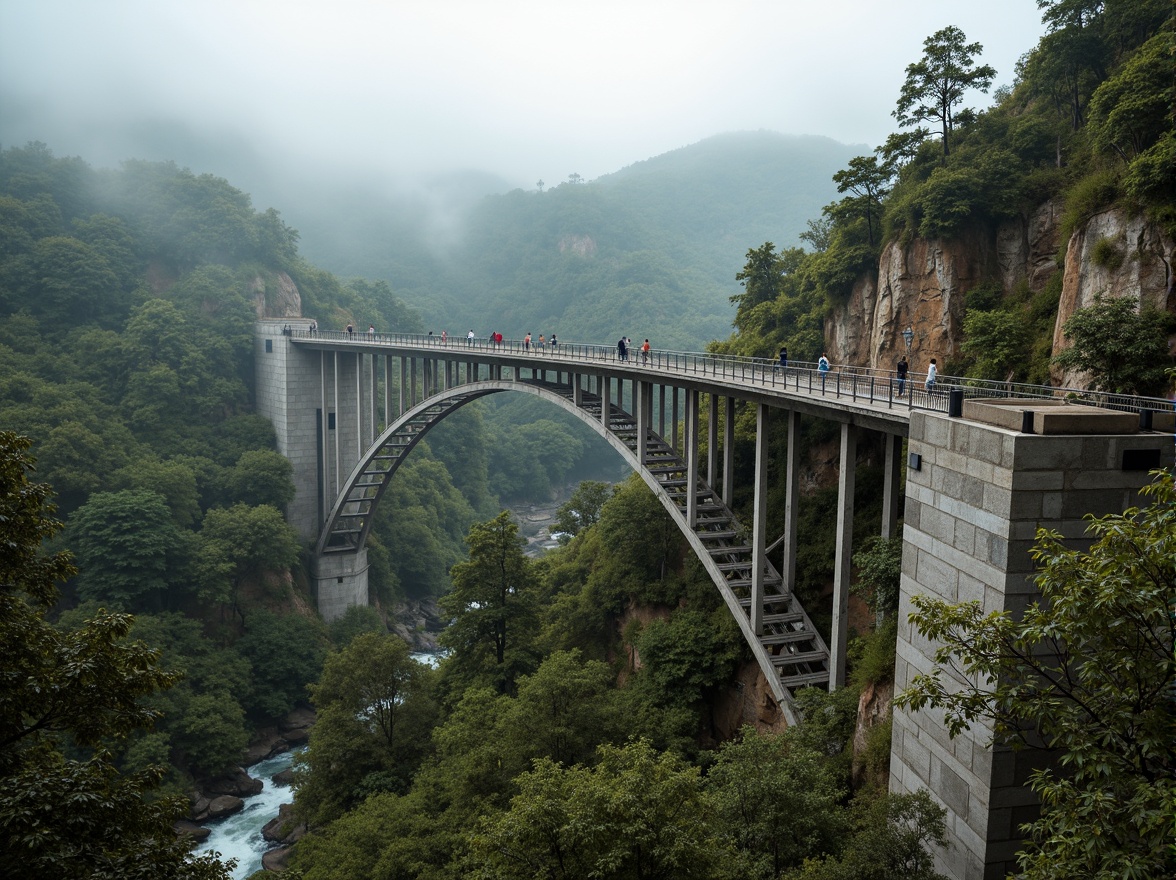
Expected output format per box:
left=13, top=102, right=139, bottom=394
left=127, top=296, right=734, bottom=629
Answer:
left=290, top=329, right=1174, bottom=417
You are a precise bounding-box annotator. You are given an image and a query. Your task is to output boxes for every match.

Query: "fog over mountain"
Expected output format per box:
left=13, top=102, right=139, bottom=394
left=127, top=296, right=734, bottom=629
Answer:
left=2, top=0, right=1043, bottom=203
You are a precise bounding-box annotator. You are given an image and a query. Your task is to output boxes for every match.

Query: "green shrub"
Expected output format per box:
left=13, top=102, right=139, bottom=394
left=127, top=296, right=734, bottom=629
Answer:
left=1058, top=168, right=1121, bottom=248
left=1090, top=236, right=1125, bottom=270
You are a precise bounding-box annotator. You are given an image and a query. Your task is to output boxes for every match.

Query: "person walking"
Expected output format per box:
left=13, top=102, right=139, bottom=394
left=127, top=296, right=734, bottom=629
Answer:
left=467, top=329, right=475, bottom=346
left=309, top=320, right=317, bottom=336
left=550, top=334, right=558, bottom=349
left=346, top=323, right=354, bottom=339
left=537, top=333, right=545, bottom=350
left=641, top=338, right=651, bottom=364
left=776, top=345, right=788, bottom=374
left=925, top=358, right=938, bottom=392
left=617, top=337, right=628, bottom=361
left=818, top=353, right=830, bottom=391
left=524, top=332, right=532, bottom=352
left=441, top=329, right=447, bottom=345
left=896, top=355, right=908, bottom=396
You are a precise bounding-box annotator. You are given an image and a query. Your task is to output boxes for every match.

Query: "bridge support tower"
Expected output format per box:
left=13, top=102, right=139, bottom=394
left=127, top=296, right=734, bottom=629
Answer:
left=892, top=402, right=1172, bottom=880
left=255, top=319, right=371, bottom=620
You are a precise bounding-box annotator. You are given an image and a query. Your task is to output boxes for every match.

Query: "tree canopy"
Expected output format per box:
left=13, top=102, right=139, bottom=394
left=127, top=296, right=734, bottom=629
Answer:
left=897, top=469, right=1176, bottom=880
left=0, top=432, right=231, bottom=879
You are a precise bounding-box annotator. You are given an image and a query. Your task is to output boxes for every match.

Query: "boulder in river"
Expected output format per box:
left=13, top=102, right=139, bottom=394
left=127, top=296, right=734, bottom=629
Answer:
left=262, top=802, right=306, bottom=845
left=205, top=795, right=245, bottom=820
left=174, top=819, right=211, bottom=842
left=205, top=766, right=263, bottom=798
left=262, top=844, right=295, bottom=872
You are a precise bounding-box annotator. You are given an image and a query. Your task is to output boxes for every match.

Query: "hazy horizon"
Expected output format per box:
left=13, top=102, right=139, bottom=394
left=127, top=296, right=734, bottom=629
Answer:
left=1, top=0, right=1046, bottom=207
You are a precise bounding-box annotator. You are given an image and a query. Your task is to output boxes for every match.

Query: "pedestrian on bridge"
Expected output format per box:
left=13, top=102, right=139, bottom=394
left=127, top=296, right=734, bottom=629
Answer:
left=550, top=334, right=558, bottom=349
left=896, top=356, right=908, bottom=396
left=309, top=320, right=317, bottom=336
left=776, top=346, right=788, bottom=374
left=818, top=353, right=830, bottom=391
left=617, top=337, right=628, bottom=361
left=467, top=329, right=475, bottom=346
left=441, top=329, right=447, bottom=344
left=641, top=339, right=651, bottom=363
left=524, top=332, right=532, bottom=352
left=925, top=358, right=938, bottom=392
left=538, top=333, right=545, bottom=350
left=346, top=323, right=354, bottom=339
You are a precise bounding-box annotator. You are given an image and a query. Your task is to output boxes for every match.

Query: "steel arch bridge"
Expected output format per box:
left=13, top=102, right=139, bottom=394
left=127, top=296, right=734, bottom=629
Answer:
left=256, top=318, right=1176, bottom=873
left=316, top=375, right=829, bottom=723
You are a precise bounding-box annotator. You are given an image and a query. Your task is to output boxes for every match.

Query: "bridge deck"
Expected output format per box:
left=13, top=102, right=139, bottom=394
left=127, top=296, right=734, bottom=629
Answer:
left=290, top=330, right=1170, bottom=429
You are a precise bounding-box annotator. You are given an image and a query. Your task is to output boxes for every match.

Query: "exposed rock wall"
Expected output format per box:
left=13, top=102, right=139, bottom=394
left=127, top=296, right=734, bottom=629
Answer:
left=827, top=201, right=1173, bottom=386
left=1051, top=209, right=1175, bottom=386
left=250, top=271, right=302, bottom=318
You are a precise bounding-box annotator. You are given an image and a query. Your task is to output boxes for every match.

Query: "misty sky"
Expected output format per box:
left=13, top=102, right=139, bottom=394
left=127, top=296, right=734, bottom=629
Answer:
left=1, top=0, right=1045, bottom=191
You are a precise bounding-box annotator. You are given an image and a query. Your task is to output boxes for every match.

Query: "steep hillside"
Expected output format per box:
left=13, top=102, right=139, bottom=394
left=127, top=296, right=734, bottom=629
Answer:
left=717, top=2, right=1175, bottom=396
left=294, top=131, right=863, bottom=349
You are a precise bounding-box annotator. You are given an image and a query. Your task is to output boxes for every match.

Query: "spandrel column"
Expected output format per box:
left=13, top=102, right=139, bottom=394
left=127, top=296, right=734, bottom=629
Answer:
left=830, top=421, right=857, bottom=689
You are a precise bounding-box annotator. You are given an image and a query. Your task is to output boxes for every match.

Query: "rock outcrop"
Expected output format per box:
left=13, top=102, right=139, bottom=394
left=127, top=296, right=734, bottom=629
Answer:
left=711, top=660, right=789, bottom=738
left=827, top=202, right=1173, bottom=386
left=262, top=802, right=306, bottom=846
left=250, top=271, right=302, bottom=319
left=1051, top=209, right=1175, bottom=386
left=388, top=597, right=445, bottom=653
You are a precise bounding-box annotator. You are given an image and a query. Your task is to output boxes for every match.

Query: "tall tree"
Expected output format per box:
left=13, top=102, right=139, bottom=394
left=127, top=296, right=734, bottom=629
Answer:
left=832, top=156, right=892, bottom=246
left=0, top=432, right=230, bottom=879
left=296, top=633, right=436, bottom=825
left=439, top=511, right=539, bottom=695
left=896, top=470, right=1176, bottom=880
left=731, top=242, right=784, bottom=324
left=894, top=26, right=997, bottom=158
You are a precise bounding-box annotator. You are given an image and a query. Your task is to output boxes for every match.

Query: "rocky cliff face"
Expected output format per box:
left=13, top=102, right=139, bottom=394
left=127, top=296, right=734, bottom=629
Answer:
left=251, top=271, right=302, bottom=319
left=1052, top=209, right=1175, bottom=386
left=828, top=202, right=1174, bottom=385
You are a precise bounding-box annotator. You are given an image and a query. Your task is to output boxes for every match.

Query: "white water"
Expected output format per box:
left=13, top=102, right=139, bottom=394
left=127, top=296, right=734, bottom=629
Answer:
left=199, top=751, right=297, bottom=879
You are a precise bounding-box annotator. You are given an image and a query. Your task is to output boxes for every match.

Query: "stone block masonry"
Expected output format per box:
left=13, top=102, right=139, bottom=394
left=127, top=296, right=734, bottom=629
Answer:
left=890, top=409, right=1173, bottom=880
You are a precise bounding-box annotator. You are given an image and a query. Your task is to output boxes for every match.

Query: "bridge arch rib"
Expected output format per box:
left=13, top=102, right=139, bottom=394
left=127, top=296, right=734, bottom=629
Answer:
left=318, top=374, right=828, bottom=722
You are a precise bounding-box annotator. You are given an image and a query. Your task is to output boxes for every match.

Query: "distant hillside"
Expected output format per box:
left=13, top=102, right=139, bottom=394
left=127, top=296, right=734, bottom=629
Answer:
left=294, top=131, right=863, bottom=349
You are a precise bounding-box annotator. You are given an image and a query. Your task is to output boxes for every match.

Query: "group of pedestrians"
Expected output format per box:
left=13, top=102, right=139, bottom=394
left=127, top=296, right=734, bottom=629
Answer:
left=324, top=322, right=942, bottom=394
left=522, top=332, right=557, bottom=351
left=771, top=346, right=938, bottom=397
left=615, top=337, right=653, bottom=363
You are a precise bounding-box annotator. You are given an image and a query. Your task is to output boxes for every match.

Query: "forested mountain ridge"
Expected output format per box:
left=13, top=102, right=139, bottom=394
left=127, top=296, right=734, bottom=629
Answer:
left=292, top=131, right=863, bottom=349
left=717, top=2, right=1175, bottom=398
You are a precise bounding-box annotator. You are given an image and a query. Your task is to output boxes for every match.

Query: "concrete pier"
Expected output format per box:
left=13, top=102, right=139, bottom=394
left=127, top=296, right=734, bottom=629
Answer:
left=890, top=404, right=1173, bottom=880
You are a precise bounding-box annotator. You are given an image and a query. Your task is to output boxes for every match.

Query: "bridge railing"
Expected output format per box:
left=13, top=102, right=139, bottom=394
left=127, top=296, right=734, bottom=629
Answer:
left=290, top=329, right=1174, bottom=417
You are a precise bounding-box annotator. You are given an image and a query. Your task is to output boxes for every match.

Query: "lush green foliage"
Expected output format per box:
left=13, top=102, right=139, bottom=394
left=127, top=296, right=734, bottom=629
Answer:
left=0, top=432, right=231, bottom=879
left=295, top=633, right=438, bottom=826
left=1051, top=294, right=1174, bottom=394
left=292, top=470, right=926, bottom=880
left=897, top=469, right=1176, bottom=880
left=850, top=535, right=904, bottom=622
left=552, top=479, right=613, bottom=541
